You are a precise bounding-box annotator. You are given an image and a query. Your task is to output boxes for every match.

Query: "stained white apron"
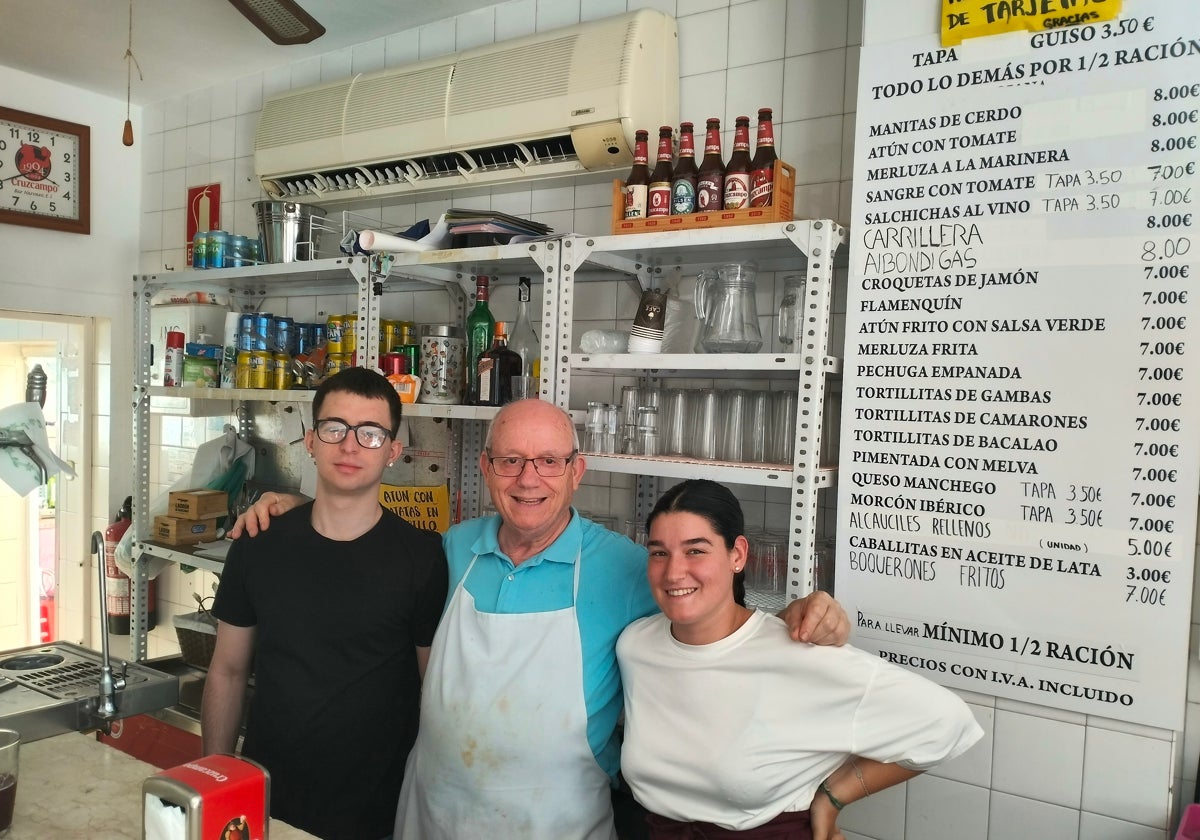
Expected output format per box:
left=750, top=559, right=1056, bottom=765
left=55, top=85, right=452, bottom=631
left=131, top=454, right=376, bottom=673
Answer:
left=395, top=549, right=616, bottom=840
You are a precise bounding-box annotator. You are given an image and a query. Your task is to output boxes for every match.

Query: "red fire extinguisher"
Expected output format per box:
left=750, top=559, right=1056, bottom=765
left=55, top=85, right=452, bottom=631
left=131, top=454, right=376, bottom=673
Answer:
left=105, top=496, right=157, bottom=634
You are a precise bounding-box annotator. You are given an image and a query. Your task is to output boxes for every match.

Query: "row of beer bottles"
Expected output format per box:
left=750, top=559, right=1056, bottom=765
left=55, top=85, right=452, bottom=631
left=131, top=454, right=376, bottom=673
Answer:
left=623, top=108, right=777, bottom=220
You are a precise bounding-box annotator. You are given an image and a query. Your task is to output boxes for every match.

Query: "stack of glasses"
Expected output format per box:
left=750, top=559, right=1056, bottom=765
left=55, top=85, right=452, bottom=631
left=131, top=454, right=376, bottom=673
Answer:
left=606, top=386, right=800, bottom=465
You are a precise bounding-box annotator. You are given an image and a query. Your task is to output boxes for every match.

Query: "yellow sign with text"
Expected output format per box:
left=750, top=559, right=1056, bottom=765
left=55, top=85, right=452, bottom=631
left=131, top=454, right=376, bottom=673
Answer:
left=379, top=483, right=450, bottom=533
left=942, top=0, right=1122, bottom=46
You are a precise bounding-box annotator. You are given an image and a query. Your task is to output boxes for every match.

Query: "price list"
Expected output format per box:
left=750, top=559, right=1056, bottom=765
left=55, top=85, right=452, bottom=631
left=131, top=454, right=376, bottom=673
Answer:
left=838, top=0, right=1200, bottom=728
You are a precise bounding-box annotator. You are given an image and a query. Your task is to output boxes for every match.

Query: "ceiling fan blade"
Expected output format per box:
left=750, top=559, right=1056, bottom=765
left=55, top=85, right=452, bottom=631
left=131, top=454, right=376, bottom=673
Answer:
left=227, top=0, right=326, bottom=45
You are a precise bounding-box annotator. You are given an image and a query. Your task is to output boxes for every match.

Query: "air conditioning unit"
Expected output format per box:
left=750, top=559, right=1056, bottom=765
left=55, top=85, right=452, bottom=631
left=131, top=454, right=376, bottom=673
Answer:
left=254, top=9, right=678, bottom=203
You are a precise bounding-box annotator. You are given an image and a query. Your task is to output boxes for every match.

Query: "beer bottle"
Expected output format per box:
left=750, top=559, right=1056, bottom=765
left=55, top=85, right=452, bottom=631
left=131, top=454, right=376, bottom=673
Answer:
left=696, top=118, right=725, bottom=212
left=671, top=121, right=698, bottom=215
left=723, top=116, right=752, bottom=210
left=623, top=130, right=650, bottom=220
left=749, top=108, right=778, bottom=207
left=647, top=126, right=674, bottom=218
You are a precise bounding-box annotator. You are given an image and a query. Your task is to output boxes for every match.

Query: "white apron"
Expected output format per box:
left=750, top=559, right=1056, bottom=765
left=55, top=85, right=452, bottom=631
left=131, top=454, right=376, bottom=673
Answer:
left=395, top=550, right=616, bottom=840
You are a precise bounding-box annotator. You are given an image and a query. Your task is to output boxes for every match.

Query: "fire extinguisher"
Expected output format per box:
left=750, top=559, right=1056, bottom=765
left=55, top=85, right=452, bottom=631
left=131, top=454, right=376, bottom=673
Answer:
left=104, top=496, right=157, bottom=634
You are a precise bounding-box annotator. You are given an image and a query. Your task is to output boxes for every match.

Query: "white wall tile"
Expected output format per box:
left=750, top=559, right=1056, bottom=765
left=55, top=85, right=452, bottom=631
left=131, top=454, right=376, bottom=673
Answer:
left=906, top=775, right=989, bottom=840
left=783, top=114, right=843, bottom=184
left=139, top=210, right=163, bottom=253
left=679, top=9, right=729, bottom=76
left=164, top=96, right=187, bottom=131
left=992, top=710, right=1084, bottom=808
left=162, top=128, right=186, bottom=171
left=142, top=129, right=164, bottom=175
left=729, top=0, right=786, bottom=68
left=321, top=47, right=353, bottom=81
left=142, top=102, right=164, bottom=136
left=583, top=0, right=627, bottom=21
left=860, top=0, right=933, bottom=46
left=726, top=60, right=784, bottom=124
left=537, top=0, right=580, bottom=30
left=1082, top=727, right=1171, bottom=829
left=783, top=49, right=846, bottom=122
left=681, top=71, right=727, bottom=125
left=679, top=0, right=726, bottom=14
left=1078, top=811, right=1168, bottom=840
left=496, top=0, right=537, bottom=41
left=988, top=791, right=1078, bottom=840
left=783, top=0, right=849, bottom=56
left=160, top=169, right=185, bottom=211
left=186, top=88, right=211, bottom=126
left=234, top=156, right=259, bottom=202
left=994, top=697, right=1087, bottom=725
left=185, top=124, right=210, bottom=168
left=352, top=39, right=387, bottom=76
left=419, top=18, right=457, bottom=58
left=838, top=780, right=906, bottom=840
left=1185, top=703, right=1200, bottom=783
left=235, top=73, right=263, bottom=115
left=142, top=172, right=163, bottom=213
left=928, top=702, right=994, bottom=788
left=847, top=0, right=863, bottom=45
left=457, top=7, right=497, bottom=49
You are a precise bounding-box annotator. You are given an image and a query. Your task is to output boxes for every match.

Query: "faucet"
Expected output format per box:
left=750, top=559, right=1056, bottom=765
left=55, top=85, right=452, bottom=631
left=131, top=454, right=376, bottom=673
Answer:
left=91, top=530, right=126, bottom=722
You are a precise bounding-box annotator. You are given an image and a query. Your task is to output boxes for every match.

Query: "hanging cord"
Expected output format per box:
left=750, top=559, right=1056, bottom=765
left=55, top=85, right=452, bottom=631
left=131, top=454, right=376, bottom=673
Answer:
left=122, top=0, right=144, bottom=146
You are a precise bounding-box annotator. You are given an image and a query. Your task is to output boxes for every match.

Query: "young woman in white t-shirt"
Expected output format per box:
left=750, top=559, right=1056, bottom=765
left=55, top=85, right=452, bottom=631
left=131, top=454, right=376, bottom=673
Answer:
left=616, top=479, right=983, bottom=840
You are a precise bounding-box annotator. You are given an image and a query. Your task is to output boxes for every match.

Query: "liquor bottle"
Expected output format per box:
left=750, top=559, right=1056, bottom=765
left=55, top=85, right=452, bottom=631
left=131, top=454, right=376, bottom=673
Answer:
left=465, top=275, right=496, bottom=405
left=623, top=129, right=651, bottom=220
left=749, top=108, right=778, bottom=207
left=723, top=116, right=752, bottom=209
left=647, top=126, right=674, bottom=218
left=671, top=121, right=698, bottom=215
left=696, top=118, right=725, bottom=212
left=475, top=322, right=522, bottom=406
left=508, top=276, right=541, bottom=380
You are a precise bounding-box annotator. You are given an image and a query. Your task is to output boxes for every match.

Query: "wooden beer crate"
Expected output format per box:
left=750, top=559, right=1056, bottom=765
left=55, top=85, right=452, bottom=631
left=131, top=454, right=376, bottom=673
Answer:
left=610, top=160, right=796, bottom=235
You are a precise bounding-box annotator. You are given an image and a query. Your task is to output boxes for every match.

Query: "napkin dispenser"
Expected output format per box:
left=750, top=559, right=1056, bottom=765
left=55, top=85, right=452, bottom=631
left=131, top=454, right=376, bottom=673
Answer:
left=142, top=754, right=270, bottom=840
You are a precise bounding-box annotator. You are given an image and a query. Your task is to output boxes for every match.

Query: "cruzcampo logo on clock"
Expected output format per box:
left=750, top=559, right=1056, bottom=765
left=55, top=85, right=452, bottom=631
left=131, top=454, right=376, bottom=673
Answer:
left=0, top=106, right=91, bottom=235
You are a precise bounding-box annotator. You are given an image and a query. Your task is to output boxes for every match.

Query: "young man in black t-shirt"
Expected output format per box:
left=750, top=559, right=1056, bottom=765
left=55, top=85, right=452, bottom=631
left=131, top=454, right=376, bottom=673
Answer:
left=202, top=368, right=448, bottom=840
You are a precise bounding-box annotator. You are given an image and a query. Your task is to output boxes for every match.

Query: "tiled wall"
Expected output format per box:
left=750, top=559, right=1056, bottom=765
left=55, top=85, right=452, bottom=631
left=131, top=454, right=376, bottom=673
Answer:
left=134, top=0, right=1192, bottom=837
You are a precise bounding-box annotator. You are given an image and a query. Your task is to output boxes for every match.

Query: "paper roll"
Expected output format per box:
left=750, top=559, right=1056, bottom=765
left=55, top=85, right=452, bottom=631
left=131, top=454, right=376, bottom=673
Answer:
left=357, top=229, right=431, bottom=254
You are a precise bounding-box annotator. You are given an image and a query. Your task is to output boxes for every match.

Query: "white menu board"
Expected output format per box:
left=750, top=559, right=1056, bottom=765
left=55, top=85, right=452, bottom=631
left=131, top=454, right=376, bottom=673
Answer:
left=839, top=0, right=1200, bottom=729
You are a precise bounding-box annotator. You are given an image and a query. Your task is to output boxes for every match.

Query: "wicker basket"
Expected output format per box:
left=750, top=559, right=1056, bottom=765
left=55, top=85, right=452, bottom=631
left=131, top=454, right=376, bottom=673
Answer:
left=173, top=610, right=218, bottom=670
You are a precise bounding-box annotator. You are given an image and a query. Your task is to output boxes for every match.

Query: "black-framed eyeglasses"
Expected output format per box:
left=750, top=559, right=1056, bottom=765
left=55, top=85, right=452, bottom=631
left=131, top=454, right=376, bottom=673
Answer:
left=487, top=450, right=578, bottom=477
left=314, top=419, right=393, bottom=449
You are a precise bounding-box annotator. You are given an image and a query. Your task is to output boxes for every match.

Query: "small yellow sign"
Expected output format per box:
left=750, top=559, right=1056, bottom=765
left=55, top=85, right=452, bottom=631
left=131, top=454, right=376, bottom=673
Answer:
left=942, top=0, right=1122, bottom=46
left=379, top=483, right=450, bottom=533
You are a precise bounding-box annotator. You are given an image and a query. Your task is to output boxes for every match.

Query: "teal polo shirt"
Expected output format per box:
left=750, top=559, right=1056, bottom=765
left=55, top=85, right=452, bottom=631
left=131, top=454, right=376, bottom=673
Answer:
left=442, top=509, right=658, bottom=780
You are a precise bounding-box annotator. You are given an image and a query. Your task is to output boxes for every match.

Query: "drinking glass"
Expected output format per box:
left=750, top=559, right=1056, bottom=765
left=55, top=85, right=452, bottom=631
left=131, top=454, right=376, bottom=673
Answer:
left=690, top=390, right=720, bottom=460
left=744, top=390, right=771, bottom=463
left=756, top=533, right=788, bottom=595
left=0, top=728, right=19, bottom=837
left=718, top=390, right=746, bottom=461
left=661, top=388, right=689, bottom=456
left=767, top=390, right=798, bottom=464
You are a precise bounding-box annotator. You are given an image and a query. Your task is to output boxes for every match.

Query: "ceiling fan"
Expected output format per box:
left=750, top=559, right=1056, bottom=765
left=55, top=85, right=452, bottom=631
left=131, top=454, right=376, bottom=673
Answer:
left=227, top=0, right=326, bottom=45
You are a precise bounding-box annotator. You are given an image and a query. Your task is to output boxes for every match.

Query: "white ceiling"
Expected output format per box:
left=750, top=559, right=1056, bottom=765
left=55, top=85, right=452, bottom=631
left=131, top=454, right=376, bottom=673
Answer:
left=0, top=0, right=499, bottom=106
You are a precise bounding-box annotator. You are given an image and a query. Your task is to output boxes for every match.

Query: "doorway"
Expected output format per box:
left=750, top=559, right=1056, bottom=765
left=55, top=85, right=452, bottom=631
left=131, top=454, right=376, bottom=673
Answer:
left=0, top=313, right=92, bottom=651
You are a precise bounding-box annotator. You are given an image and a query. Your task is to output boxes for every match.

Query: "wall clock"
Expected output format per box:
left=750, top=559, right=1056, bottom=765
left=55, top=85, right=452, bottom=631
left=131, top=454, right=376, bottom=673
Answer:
left=0, top=107, right=90, bottom=235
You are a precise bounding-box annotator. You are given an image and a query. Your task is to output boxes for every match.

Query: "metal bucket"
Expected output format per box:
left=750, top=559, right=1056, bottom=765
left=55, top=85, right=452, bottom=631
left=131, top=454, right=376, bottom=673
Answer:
left=253, top=200, right=328, bottom=263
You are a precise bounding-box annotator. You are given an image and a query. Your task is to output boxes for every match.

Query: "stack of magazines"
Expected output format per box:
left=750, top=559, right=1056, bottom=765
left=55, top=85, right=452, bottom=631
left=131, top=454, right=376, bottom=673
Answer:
left=444, top=208, right=554, bottom=247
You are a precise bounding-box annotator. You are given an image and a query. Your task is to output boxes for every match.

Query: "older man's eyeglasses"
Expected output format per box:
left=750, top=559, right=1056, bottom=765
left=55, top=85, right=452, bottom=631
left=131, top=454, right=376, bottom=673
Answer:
left=487, top=451, right=578, bottom=477
left=314, top=419, right=393, bottom=449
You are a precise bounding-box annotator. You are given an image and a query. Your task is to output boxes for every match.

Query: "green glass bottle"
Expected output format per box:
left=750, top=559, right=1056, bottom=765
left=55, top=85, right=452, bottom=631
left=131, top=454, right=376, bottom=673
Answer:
left=465, top=275, right=496, bottom=405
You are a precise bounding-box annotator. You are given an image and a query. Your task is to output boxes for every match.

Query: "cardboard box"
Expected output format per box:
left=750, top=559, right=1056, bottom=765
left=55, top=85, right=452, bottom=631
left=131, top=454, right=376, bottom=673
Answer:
left=611, top=160, right=796, bottom=235
left=153, top=515, right=223, bottom=546
left=168, top=489, right=228, bottom=520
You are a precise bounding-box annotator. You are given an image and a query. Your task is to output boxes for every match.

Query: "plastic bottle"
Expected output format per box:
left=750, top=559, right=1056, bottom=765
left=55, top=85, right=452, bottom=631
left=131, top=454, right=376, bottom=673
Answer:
left=749, top=108, right=778, bottom=207
left=508, top=276, right=541, bottom=380
left=723, top=116, right=752, bottom=210
left=696, top=118, right=725, bottom=212
left=647, top=126, right=674, bottom=218
left=671, top=122, right=698, bottom=215
left=465, top=276, right=496, bottom=405
left=623, top=130, right=651, bottom=220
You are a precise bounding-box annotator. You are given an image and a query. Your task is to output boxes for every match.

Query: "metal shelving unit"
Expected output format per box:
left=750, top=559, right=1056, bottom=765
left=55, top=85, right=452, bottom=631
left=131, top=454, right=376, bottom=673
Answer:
left=555, top=220, right=847, bottom=603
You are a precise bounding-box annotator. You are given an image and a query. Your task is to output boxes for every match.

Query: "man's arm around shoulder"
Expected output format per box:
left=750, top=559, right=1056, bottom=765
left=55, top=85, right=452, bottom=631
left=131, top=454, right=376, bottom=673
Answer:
left=201, top=621, right=256, bottom=755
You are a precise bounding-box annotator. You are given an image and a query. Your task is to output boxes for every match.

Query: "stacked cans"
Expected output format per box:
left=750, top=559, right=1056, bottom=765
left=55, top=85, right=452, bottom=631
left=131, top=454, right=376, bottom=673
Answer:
left=192, top=232, right=261, bottom=269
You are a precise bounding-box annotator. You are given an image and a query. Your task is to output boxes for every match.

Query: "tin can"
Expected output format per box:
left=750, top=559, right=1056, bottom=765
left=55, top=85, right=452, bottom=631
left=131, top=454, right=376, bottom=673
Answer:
left=380, top=320, right=400, bottom=356
left=191, top=231, right=209, bottom=269
left=397, top=321, right=416, bottom=347
left=270, top=351, right=291, bottom=390
left=419, top=324, right=466, bottom=404
left=325, top=352, right=351, bottom=378
left=326, top=314, right=346, bottom=354
left=310, top=322, right=327, bottom=350
left=251, top=313, right=273, bottom=351
left=381, top=352, right=405, bottom=376
left=399, top=343, right=419, bottom=375
left=229, top=235, right=253, bottom=267
left=296, top=323, right=316, bottom=356
left=207, top=231, right=230, bottom=269
left=343, top=314, right=358, bottom=356
left=247, top=349, right=271, bottom=389
left=235, top=350, right=253, bottom=389
left=237, top=314, right=255, bottom=352
left=274, top=316, right=295, bottom=354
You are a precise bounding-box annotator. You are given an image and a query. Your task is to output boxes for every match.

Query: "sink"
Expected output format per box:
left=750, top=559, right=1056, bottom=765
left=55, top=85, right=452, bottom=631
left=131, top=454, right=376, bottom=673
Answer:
left=0, top=641, right=179, bottom=742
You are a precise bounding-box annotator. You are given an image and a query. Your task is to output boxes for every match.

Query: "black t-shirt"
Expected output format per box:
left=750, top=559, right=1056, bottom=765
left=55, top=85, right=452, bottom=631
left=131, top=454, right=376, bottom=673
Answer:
left=212, top=502, right=448, bottom=840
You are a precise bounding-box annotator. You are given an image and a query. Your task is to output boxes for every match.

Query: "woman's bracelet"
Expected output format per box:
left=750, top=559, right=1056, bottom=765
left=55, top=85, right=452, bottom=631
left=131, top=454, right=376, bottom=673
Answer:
left=819, top=780, right=845, bottom=811
left=852, top=760, right=871, bottom=798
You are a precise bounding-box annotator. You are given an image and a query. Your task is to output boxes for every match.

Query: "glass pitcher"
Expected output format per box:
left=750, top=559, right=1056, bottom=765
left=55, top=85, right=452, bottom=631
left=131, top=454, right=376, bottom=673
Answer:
left=777, top=273, right=807, bottom=346
left=695, top=262, right=763, bottom=353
